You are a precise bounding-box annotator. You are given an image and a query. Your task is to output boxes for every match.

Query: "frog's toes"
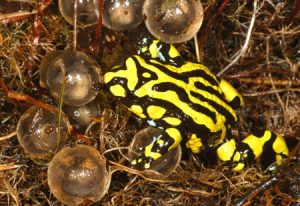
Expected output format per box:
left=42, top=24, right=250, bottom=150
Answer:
left=131, top=156, right=153, bottom=170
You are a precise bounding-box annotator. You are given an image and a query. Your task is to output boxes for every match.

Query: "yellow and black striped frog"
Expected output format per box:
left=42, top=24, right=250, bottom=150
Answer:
left=104, top=40, right=289, bottom=171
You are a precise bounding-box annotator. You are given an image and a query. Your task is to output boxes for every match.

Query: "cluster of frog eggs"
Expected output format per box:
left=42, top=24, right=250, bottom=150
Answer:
left=59, top=0, right=204, bottom=43
left=17, top=50, right=181, bottom=205
left=14, top=0, right=202, bottom=203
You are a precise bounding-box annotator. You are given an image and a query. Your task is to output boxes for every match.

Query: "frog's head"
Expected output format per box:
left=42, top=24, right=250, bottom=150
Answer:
left=139, top=40, right=183, bottom=66
left=104, top=40, right=183, bottom=103
left=104, top=55, right=156, bottom=102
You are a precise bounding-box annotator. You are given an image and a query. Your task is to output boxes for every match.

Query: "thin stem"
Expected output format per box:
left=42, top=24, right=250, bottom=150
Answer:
left=0, top=131, right=17, bottom=141
left=73, top=0, right=78, bottom=51
left=194, top=35, right=200, bottom=62
left=218, top=0, right=258, bottom=76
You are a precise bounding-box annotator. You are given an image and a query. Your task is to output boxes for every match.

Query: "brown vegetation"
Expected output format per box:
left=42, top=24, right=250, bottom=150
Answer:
left=0, top=0, right=299, bottom=205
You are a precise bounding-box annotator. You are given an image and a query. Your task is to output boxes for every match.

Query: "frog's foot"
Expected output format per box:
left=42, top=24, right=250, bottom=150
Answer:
left=131, top=155, right=154, bottom=170
left=130, top=142, right=164, bottom=170
left=186, top=134, right=203, bottom=154
left=130, top=127, right=182, bottom=170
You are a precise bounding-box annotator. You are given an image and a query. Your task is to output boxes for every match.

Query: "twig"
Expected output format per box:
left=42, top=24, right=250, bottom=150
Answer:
left=56, top=77, right=66, bottom=152
left=274, top=185, right=299, bottom=203
left=73, top=0, right=78, bottom=51
left=0, top=163, right=21, bottom=171
left=233, top=176, right=279, bottom=206
left=287, top=0, right=300, bottom=24
left=99, top=108, right=108, bottom=153
left=198, top=0, right=230, bottom=60
left=166, top=186, right=219, bottom=196
left=218, top=0, right=258, bottom=76
left=92, top=0, right=104, bottom=52
left=243, top=88, right=300, bottom=97
left=7, top=91, right=57, bottom=113
left=108, top=161, right=176, bottom=183
left=0, top=78, right=17, bottom=105
left=102, top=147, right=129, bottom=156
left=234, top=77, right=299, bottom=86
left=0, top=131, right=17, bottom=141
left=0, top=0, right=52, bottom=24
left=194, top=35, right=200, bottom=62
left=266, top=36, right=287, bottom=128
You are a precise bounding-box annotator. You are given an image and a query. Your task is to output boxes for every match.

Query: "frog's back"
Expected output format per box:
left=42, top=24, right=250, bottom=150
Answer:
left=105, top=53, right=238, bottom=133
left=104, top=40, right=289, bottom=172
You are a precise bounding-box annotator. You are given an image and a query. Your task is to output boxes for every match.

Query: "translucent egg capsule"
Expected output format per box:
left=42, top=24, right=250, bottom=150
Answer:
left=48, top=145, right=111, bottom=205
left=102, top=0, right=144, bottom=31
left=17, top=106, right=71, bottom=160
left=63, top=97, right=102, bottom=133
left=59, top=0, right=99, bottom=28
left=40, top=51, right=101, bottom=106
left=129, top=127, right=181, bottom=176
left=143, top=0, right=204, bottom=43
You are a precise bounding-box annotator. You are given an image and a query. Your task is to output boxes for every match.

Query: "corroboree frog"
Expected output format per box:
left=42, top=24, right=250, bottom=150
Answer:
left=104, top=40, right=289, bottom=171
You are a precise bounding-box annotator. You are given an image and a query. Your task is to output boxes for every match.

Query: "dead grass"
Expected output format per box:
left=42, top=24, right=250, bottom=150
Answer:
left=0, top=0, right=299, bottom=205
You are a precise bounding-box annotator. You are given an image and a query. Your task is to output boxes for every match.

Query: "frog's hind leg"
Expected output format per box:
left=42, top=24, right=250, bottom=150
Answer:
left=216, top=130, right=289, bottom=171
left=131, top=127, right=182, bottom=170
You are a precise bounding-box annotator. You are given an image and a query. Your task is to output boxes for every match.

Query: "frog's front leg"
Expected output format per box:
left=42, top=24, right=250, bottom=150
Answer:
left=219, top=79, right=244, bottom=109
left=216, top=130, right=289, bottom=171
left=131, top=127, right=182, bottom=169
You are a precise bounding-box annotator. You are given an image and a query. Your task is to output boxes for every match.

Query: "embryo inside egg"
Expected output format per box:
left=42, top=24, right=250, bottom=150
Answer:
left=40, top=51, right=100, bottom=106
left=16, top=106, right=71, bottom=160
left=59, top=0, right=99, bottom=27
left=48, top=145, right=111, bottom=205
left=143, top=0, right=204, bottom=43
left=102, top=0, right=144, bottom=31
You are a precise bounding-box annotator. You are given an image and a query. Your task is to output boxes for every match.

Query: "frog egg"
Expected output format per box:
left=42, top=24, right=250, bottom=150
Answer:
left=16, top=106, right=71, bottom=160
left=63, top=97, right=102, bottom=133
left=102, top=0, right=144, bottom=31
left=59, top=0, right=99, bottom=28
left=40, top=51, right=101, bottom=106
left=143, top=0, right=204, bottom=43
left=48, top=145, right=111, bottom=205
left=128, top=127, right=181, bottom=176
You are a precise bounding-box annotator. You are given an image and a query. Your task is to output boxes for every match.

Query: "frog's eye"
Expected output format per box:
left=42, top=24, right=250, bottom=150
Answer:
left=142, top=72, right=151, bottom=78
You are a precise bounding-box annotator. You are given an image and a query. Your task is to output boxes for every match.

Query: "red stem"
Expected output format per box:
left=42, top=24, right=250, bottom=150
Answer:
left=287, top=0, right=300, bottom=24
left=92, top=0, right=103, bottom=53
left=0, top=78, right=10, bottom=94
left=198, top=0, right=230, bottom=59
left=0, top=0, right=52, bottom=24
left=8, top=91, right=57, bottom=113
